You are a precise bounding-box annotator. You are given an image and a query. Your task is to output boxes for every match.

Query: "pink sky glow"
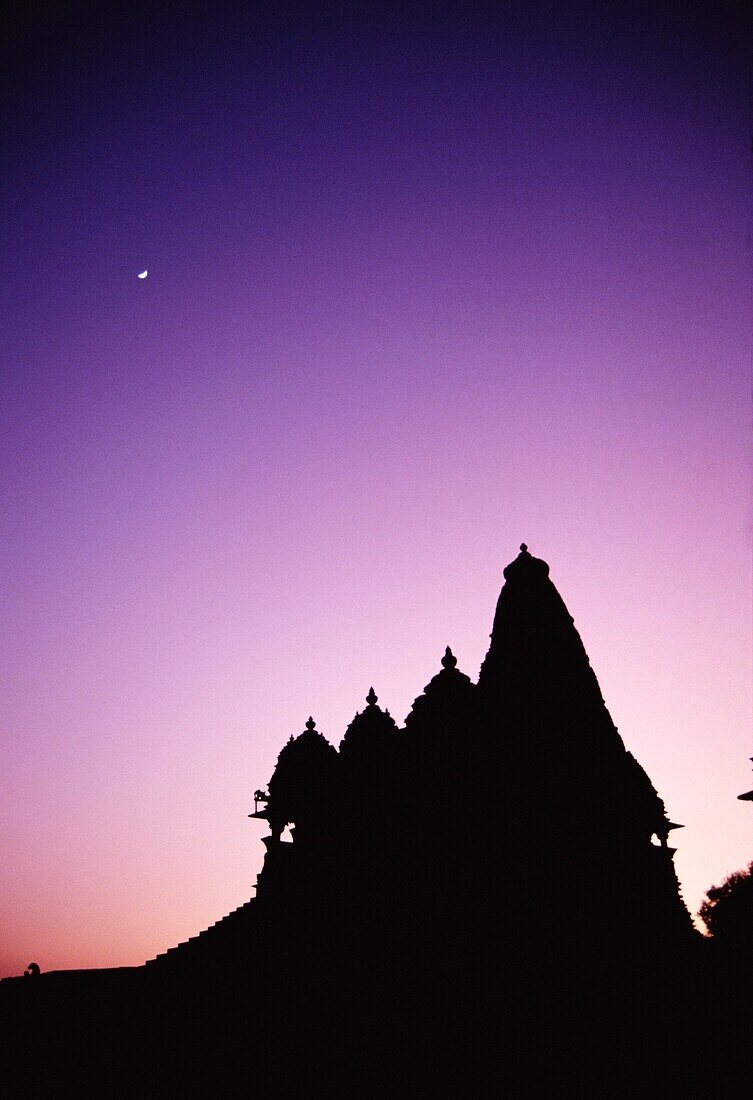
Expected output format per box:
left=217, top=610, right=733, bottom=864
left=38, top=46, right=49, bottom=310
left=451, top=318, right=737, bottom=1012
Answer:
left=1, top=4, right=750, bottom=976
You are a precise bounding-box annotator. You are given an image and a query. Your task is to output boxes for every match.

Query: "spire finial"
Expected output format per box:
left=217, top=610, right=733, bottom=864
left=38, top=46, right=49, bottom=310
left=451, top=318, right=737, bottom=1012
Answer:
left=305, top=716, right=316, bottom=731
left=366, top=687, right=378, bottom=706
left=503, top=543, right=548, bottom=580
left=441, top=646, right=457, bottom=670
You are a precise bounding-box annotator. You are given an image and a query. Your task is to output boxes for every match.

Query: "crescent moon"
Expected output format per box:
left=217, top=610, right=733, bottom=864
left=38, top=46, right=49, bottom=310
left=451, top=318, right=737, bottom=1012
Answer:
left=137, top=270, right=148, bottom=279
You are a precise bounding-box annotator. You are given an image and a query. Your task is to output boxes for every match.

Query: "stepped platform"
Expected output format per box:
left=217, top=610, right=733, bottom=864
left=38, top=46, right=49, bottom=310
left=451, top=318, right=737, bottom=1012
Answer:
left=146, top=896, right=258, bottom=968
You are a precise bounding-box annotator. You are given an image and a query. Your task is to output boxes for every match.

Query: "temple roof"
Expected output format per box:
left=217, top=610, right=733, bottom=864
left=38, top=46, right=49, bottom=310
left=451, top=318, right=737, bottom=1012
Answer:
left=503, top=543, right=550, bottom=581
left=339, top=689, right=398, bottom=756
left=404, top=647, right=477, bottom=734
left=264, top=717, right=339, bottom=829
left=277, top=716, right=336, bottom=756
left=268, top=717, right=337, bottom=793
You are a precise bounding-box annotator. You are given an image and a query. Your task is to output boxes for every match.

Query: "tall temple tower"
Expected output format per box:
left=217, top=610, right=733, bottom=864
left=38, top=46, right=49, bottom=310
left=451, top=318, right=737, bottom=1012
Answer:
left=476, top=544, right=691, bottom=955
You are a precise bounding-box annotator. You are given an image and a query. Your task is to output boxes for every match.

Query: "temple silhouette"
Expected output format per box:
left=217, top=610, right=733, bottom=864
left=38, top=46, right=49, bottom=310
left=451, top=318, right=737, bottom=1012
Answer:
left=1, top=546, right=746, bottom=1092
left=143, top=543, right=692, bottom=981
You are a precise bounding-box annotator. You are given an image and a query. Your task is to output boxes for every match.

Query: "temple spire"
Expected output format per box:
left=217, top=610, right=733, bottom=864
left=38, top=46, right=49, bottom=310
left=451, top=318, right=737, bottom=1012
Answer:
left=501, top=542, right=550, bottom=581
left=478, top=543, right=624, bottom=757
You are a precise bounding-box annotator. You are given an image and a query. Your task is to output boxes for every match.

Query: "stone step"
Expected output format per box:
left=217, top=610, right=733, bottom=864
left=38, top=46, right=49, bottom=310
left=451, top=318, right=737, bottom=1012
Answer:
left=146, top=898, right=256, bottom=965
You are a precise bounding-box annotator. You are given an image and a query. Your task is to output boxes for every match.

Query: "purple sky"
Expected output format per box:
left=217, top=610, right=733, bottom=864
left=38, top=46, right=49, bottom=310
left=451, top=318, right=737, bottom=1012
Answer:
left=1, top=3, right=750, bottom=976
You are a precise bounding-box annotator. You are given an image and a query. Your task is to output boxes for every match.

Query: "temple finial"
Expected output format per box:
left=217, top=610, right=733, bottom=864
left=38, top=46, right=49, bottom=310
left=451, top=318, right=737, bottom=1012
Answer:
left=441, top=646, right=457, bottom=670
left=503, top=544, right=549, bottom=580
left=366, top=687, right=378, bottom=706
left=305, top=716, right=316, bottom=731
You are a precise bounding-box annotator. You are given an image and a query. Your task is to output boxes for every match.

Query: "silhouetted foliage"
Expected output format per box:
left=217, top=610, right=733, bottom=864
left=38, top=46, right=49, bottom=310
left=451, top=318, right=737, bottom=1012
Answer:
left=700, top=861, right=753, bottom=948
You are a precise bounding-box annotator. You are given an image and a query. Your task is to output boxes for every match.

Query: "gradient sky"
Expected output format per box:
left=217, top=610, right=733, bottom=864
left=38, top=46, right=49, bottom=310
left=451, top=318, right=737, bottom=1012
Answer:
left=1, top=2, right=750, bottom=977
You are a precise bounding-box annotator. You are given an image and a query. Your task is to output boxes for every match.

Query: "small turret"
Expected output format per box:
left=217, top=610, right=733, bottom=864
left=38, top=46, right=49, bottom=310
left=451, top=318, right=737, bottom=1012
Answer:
left=404, top=647, right=477, bottom=737
left=338, top=690, right=402, bottom=836
left=262, top=717, right=339, bottom=841
left=339, top=688, right=399, bottom=759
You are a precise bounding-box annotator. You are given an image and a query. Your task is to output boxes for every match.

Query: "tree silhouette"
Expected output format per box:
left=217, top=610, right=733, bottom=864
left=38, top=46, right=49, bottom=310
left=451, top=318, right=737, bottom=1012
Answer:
left=699, top=861, right=753, bottom=950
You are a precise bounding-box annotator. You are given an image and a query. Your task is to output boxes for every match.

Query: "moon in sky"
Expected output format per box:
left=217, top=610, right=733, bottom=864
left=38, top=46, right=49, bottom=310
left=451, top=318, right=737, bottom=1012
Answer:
left=137, top=270, right=148, bottom=279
